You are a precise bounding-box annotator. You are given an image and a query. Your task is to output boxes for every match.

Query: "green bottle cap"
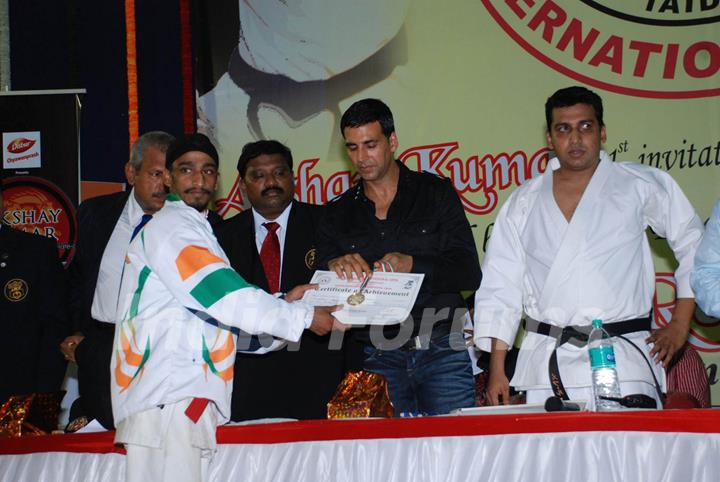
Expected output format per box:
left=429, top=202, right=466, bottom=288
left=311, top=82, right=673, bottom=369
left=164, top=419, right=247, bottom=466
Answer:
left=591, top=319, right=602, bottom=328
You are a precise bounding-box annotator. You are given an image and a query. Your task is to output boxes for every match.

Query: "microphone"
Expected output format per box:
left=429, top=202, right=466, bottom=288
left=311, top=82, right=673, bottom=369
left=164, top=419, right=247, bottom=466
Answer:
left=545, top=396, right=582, bottom=412
left=599, top=394, right=657, bottom=409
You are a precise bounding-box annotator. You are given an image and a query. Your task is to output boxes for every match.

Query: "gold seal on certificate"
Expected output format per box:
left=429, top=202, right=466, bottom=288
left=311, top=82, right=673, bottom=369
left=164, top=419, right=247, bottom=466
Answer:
left=346, top=292, right=365, bottom=306
left=346, top=275, right=370, bottom=306
left=302, top=270, right=424, bottom=325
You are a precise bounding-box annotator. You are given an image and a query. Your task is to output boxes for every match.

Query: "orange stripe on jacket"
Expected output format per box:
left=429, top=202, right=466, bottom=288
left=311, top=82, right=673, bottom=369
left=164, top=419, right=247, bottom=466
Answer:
left=209, top=333, right=235, bottom=364
left=216, top=365, right=234, bottom=382
left=121, top=329, right=144, bottom=367
left=114, top=351, right=134, bottom=392
left=175, top=245, right=226, bottom=281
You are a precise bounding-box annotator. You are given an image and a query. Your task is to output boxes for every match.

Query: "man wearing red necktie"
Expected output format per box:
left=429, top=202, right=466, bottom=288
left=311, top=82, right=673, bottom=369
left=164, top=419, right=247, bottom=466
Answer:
left=215, top=140, right=353, bottom=421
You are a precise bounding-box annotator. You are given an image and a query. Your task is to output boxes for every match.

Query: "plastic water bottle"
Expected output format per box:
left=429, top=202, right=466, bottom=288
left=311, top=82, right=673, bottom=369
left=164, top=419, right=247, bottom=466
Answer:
left=588, top=319, right=622, bottom=411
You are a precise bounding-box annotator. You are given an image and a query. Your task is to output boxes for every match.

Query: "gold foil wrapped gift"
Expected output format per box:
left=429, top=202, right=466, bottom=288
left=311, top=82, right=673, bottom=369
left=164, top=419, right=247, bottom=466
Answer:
left=0, top=391, right=65, bottom=437
left=327, top=371, right=394, bottom=419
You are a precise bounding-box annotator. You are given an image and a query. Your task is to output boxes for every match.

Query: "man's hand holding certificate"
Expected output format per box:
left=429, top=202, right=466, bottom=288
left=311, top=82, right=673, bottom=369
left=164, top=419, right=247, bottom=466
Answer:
left=302, top=270, right=424, bottom=325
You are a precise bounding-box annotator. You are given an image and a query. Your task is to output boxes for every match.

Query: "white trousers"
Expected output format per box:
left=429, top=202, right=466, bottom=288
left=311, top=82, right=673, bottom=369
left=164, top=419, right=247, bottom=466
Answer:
left=118, top=399, right=218, bottom=482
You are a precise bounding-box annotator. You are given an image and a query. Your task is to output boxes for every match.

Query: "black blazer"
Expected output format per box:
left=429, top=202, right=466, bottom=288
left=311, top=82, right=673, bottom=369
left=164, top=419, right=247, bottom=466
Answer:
left=0, top=225, right=68, bottom=404
left=215, top=201, right=346, bottom=420
left=67, top=191, right=128, bottom=429
left=217, top=201, right=324, bottom=293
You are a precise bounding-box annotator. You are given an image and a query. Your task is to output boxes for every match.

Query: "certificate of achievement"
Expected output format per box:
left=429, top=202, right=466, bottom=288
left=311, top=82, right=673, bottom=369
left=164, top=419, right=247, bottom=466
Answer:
left=302, top=270, right=424, bottom=325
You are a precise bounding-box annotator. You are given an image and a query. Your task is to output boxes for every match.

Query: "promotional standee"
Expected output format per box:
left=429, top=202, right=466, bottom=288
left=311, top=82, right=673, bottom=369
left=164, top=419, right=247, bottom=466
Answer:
left=0, top=90, right=83, bottom=266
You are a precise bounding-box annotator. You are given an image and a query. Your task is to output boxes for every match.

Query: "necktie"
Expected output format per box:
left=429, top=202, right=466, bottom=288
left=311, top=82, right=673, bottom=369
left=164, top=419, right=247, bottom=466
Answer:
left=260, top=222, right=281, bottom=293
left=131, top=214, right=153, bottom=241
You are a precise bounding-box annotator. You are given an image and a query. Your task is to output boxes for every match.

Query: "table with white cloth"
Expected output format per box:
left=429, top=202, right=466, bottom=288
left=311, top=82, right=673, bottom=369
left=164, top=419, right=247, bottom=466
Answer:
left=1, top=409, right=718, bottom=482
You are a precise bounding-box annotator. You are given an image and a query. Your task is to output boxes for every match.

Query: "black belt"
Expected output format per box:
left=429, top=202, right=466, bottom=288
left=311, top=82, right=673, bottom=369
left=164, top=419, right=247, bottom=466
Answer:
left=524, top=316, right=652, bottom=400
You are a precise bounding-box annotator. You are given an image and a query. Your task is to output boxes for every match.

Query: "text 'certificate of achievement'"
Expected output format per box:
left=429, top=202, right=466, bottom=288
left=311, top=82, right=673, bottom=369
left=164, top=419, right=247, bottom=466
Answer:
left=302, top=270, right=424, bottom=325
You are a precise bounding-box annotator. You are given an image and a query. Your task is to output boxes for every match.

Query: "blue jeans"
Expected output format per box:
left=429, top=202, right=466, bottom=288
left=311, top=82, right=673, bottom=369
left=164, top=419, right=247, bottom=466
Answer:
left=362, top=334, right=475, bottom=416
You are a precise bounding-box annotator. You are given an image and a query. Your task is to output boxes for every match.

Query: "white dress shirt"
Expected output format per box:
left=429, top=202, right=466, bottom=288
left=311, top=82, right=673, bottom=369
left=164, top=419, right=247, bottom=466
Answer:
left=91, top=189, right=145, bottom=323
left=251, top=202, right=292, bottom=282
left=691, top=199, right=720, bottom=317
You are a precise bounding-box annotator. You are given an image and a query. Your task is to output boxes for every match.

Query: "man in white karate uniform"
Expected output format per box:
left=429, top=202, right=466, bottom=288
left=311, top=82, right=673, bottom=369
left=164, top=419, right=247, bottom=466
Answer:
left=474, top=86, right=703, bottom=408
left=111, top=133, right=344, bottom=482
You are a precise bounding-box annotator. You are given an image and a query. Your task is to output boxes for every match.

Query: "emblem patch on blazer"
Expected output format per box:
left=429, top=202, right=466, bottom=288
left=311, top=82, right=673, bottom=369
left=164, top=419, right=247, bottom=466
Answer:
left=305, top=248, right=316, bottom=269
left=4, top=278, right=28, bottom=302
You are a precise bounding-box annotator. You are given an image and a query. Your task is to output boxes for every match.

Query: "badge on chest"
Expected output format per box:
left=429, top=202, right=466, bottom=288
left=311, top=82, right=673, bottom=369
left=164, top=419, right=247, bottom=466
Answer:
left=4, top=278, right=28, bottom=302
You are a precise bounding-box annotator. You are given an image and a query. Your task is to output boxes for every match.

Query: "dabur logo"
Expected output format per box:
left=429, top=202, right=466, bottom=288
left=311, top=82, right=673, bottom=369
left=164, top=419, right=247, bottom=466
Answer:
left=483, top=1, right=720, bottom=98
left=3, top=131, right=41, bottom=169
left=7, top=138, right=36, bottom=154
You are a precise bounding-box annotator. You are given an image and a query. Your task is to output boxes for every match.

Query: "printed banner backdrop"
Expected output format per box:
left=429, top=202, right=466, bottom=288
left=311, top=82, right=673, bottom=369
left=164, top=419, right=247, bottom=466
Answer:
left=196, top=1, right=720, bottom=403
left=0, top=91, right=82, bottom=266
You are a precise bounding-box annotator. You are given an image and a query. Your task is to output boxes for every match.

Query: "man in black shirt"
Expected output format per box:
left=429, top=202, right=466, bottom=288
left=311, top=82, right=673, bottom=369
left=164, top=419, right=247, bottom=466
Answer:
left=317, top=98, right=480, bottom=415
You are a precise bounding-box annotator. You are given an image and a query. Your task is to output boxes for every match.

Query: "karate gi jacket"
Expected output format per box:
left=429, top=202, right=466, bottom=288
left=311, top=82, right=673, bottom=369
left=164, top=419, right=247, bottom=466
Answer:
left=474, top=151, right=703, bottom=391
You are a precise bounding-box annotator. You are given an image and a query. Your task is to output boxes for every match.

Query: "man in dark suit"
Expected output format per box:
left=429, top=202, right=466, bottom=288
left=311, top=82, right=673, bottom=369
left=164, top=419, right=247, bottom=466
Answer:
left=60, top=131, right=175, bottom=429
left=215, top=140, right=347, bottom=420
left=0, top=173, right=68, bottom=404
